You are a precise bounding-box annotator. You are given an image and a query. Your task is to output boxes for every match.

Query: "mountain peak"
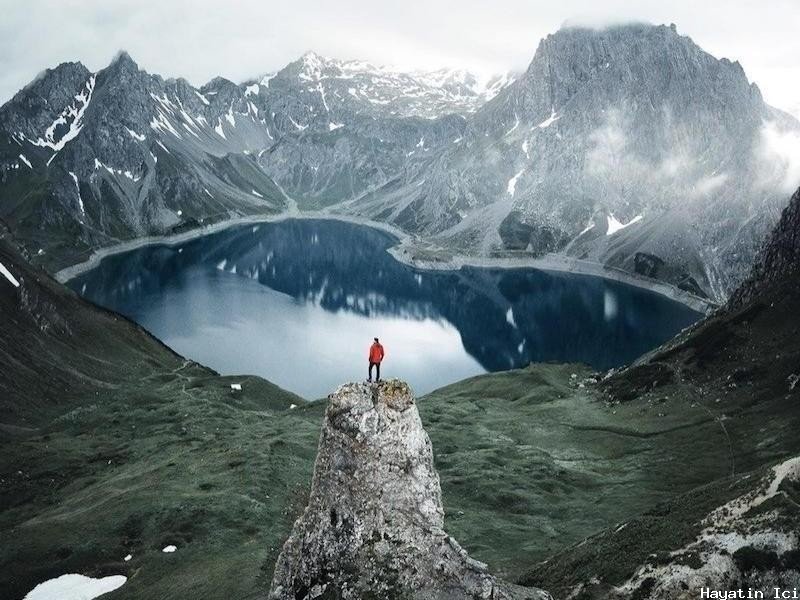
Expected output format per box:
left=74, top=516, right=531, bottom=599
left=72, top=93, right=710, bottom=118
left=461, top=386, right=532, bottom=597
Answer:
left=268, top=380, right=550, bottom=599
left=107, top=50, right=139, bottom=72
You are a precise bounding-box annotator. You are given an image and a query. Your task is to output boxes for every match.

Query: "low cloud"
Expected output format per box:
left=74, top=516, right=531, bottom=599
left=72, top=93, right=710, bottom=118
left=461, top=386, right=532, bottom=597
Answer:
left=689, top=173, right=729, bottom=198
left=754, top=120, right=800, bottom=193
left=586, top=109, right=630, bottom=177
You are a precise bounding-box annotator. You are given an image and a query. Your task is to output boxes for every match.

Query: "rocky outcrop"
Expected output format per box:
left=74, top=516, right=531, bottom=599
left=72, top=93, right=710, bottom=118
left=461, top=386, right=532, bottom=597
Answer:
left=729, top=186, right=800, bottom=307
left=268, top=380, right=550, bottom=600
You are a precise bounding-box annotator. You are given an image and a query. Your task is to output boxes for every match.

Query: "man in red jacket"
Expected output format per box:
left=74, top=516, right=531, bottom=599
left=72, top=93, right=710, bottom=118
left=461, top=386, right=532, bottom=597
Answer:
left=368, top=337, right=385, bottom=382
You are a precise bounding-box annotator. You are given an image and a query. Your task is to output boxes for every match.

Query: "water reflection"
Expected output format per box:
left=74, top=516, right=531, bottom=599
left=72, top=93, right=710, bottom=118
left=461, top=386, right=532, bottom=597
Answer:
left=68, top=219, right=700, bottom=397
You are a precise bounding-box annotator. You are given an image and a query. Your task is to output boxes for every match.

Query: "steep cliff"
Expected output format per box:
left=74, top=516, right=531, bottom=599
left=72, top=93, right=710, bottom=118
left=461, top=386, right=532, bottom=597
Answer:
left=729, top=186, right=800, bottom=307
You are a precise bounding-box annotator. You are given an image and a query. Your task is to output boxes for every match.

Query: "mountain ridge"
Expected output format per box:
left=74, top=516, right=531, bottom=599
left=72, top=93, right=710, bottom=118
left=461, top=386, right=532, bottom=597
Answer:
left=1, top=22, right=798, bottom=302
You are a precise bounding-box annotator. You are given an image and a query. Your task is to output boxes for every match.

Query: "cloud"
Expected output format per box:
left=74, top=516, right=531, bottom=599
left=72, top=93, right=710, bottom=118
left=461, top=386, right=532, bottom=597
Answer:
left=689, top=173, right=729, bottom=198
left=1, top=0, right=799, bottom=116
left=586, top=109, right=630, bottom=177
left=754, top=120, right=800, bottom=193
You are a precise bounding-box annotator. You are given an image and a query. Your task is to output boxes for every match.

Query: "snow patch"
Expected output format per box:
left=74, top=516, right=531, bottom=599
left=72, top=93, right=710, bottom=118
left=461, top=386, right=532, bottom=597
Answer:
left=224, top=107, right=236, bottom=127
left=162, top=545, right=177, bottom=553
left=214, top=120, right=226, bottom=138
left=606, top=214, right=642, bottom=236
left=536, top=108, right=560, bottom=129
left=505, top=307, right=517, bottom=328
left=505, top=114, right=520, bottom=136
left=23, top=574, right=126, bottom=600
left=328, top=122, right=344, bottom=131
left=252, top=189, right=263, bottom=198
left=194, top=90, right=210, bottom=105
left=0, top=261, right=21, bottom=288
left=18, top=154, right=32, bottom=168
left=317, top=83, right=330, bottom=112
left=125, top=127, right=146, bottom=141
left=32, top=75, right=96, bottom=153
left=245, top=83, right=260, bottom=97
left=288, top=115, right=307, bottom=131
left=231, top=383, right=242, bottom=391
left=68, top=172, right=86, bottom=216
left=507, top=169, right=525, bottom=196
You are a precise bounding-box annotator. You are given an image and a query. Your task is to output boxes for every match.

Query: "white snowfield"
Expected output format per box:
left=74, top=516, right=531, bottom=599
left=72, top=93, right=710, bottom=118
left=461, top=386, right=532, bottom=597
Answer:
left=162, top=545, right=177, bottom=553
left=24, top=573, right=126, bottom=600
left=606, top=214, right=643, bottom=236
left=0, top=261, right=21, bottom=287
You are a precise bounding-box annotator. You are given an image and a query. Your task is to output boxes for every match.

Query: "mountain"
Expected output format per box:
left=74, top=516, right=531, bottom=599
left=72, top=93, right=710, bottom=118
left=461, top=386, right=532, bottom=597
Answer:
left=247, top=52, right=494, bottom=210
left=248, top=52, right=513, bottom=120
left=0, top=51, right=508, bottom=272
left=336, top=23, right=800, bottom=301
left=1, top=24, right=796, bottom=301
left=0, top=51, right=289, bottom=270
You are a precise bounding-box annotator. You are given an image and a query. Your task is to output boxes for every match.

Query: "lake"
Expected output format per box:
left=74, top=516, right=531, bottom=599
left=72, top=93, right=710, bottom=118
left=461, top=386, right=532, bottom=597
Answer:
left=67, top=219, right=701, bottom=398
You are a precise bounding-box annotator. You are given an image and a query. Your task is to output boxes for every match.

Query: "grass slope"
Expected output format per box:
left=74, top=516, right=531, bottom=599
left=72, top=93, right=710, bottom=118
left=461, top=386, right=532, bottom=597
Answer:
left=1, top=230, right=323, bottom=599
left=2, top=201, right=799, bottom=599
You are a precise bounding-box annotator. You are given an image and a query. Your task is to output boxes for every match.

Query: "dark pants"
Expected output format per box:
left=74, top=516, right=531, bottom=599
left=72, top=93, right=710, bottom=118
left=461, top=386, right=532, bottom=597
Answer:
left=368, top=361, right=381, bottom=381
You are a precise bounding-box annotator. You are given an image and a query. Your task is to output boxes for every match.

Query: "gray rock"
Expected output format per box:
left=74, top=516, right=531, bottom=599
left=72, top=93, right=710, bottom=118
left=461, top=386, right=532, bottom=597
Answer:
left=268, top=380, right=550, bottom=600
left=337, top=24, right=800, bottom=302
left=728, top=186, right=800, bottom=307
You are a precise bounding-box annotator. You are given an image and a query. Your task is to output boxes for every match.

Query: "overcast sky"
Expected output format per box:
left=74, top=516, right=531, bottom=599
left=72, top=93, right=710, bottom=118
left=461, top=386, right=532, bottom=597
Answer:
left=1, top=0, right=799, bottom=117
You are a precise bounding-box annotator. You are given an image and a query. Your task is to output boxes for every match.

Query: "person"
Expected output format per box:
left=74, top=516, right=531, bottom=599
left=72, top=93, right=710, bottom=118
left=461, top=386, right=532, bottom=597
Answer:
left=368, top=337, right=385, bottom=382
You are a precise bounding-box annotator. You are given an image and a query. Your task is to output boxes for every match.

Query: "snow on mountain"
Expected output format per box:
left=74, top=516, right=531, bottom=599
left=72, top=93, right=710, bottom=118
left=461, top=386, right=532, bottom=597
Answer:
left=336, top=23, right=800, bottom=301
left=0, top=261, right=20, bottom=287
left=247, top=51, right=514, bottom=119
left=0, top=26, right=797, bottom=302
left=23, top=574, right=126, bottom=600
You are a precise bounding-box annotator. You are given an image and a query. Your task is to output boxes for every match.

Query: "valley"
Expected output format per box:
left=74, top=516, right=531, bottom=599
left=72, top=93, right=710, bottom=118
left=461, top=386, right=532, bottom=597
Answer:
left=1, top=14, right=799, bottom=600
left=62, top=218, right=700, bottom=397
left=2, top=186, right=799, bottom=598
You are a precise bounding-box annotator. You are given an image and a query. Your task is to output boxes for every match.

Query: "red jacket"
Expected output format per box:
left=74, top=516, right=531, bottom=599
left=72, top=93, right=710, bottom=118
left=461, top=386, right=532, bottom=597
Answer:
left=369, top=343, right=385, bottom=363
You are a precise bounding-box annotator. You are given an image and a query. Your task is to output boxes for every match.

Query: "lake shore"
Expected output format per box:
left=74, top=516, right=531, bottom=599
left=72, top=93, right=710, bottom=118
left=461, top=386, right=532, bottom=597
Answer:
left=54, top=210, right=715, bottom=314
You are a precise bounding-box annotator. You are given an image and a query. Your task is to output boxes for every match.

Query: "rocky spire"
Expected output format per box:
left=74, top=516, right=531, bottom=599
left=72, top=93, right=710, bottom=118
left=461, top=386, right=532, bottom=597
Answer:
left=268, top=380, right=550, bottom=600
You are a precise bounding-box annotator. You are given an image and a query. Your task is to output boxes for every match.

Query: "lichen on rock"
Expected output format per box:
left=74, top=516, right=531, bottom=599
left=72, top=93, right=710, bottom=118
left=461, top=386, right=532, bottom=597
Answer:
left=268, top=380, right=550, bottom=600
